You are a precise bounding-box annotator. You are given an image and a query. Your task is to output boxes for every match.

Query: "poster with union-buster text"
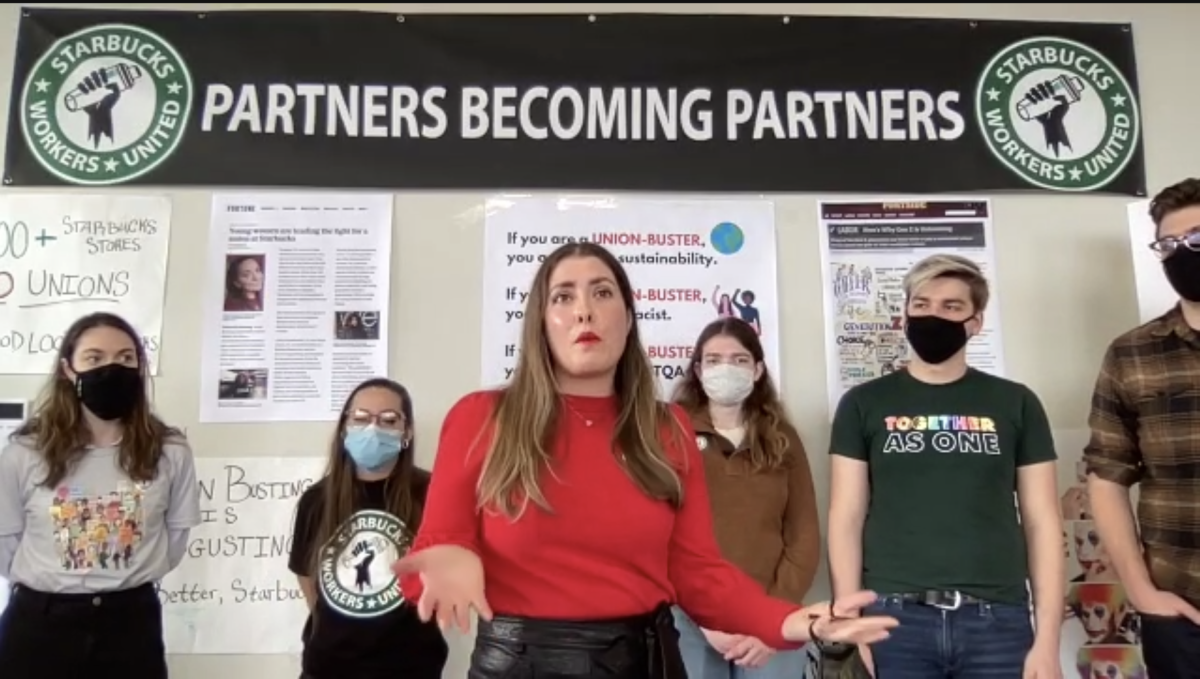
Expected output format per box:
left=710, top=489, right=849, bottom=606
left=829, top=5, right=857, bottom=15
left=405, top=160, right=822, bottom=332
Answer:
left=480, top=195, right=780, bottom=399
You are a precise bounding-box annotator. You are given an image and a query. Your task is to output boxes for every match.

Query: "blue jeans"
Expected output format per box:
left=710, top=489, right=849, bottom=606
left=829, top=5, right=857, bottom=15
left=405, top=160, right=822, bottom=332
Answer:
left=865, top=594, right=1033, bottom=679
left=672, top=607, right=809, bottom=679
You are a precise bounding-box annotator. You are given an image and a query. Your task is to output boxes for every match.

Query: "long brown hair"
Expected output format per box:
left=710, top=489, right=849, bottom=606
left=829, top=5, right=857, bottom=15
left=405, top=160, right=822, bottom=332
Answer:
left=672, top=317, right=793, bottom=472
left=476, top=242, right=685, bottom=519
left=308, top=378, right=422, bottom=577
left=12, top=312, right=182, bottom=488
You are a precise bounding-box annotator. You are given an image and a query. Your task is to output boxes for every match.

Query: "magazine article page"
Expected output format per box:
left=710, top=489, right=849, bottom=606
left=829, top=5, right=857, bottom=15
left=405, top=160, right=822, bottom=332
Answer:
left=199, top=192, right=393, bottom=423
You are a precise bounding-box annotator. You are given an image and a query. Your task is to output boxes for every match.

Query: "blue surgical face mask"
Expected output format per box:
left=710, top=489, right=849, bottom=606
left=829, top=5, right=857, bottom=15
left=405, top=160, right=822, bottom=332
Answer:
left=343, top=426, right=404, bottom=472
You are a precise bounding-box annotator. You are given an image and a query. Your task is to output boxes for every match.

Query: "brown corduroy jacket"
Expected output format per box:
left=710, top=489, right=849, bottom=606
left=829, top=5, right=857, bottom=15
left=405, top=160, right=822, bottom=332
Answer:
left=688, top=409, right=822, bottom=605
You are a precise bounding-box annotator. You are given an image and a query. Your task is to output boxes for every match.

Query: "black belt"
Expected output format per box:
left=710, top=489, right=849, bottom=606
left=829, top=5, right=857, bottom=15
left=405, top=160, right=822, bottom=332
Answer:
left=895, top=590, right=987, bottom=610
left=474, top=602, right=685, bottom=679
left=11, top=581, right=158, bottom=605
left=9, top=582, right=159, bottom=614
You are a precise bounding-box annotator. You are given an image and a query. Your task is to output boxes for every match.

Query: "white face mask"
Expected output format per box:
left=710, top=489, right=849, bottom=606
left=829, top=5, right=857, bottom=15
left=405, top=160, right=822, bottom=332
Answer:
left=700, top=363, right=756, bottom=406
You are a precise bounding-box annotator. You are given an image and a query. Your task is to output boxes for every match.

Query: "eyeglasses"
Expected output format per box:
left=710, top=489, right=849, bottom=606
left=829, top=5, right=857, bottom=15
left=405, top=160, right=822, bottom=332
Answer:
left=1149, top=229, right=1200, bottom=259
left=346, top=408, right=405, bottom=430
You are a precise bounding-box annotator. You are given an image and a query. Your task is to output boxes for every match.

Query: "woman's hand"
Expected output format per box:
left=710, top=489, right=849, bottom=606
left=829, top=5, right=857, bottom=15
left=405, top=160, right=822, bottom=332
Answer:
left=781, top=590, right=899, bottom=646
left=723, top=635, right=774, bottom=668
left=700, top=628, right=739, bottom=654
left=391, top=544, right=493, bottom=633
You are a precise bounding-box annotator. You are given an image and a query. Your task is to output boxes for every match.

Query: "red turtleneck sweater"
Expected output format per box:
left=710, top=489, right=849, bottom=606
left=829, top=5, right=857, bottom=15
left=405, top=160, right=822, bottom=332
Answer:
left=400, top=390, right=801, bottom=649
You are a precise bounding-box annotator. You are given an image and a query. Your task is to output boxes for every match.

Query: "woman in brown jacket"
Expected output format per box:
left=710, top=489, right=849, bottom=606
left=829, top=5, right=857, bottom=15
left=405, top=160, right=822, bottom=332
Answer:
left=671, top=317, right=821, bottom=678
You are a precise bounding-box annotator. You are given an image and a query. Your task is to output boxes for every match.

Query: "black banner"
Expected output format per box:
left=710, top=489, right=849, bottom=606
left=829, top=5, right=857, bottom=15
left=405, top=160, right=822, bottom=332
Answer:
left=4, top=9, right=1147, bottom=196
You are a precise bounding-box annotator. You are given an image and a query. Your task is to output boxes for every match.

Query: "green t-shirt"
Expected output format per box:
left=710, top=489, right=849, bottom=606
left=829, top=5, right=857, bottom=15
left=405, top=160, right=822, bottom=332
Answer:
left=830, top=367, right=1057, bottom=605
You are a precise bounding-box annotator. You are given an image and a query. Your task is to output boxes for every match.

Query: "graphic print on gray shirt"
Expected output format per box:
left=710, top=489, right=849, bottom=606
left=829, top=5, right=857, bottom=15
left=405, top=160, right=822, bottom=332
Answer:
left=0, top=436, right=201, bottom=594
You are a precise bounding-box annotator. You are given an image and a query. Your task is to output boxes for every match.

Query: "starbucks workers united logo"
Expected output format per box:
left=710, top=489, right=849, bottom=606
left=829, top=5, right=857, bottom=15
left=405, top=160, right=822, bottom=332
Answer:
left=318, top=510, right=411, bottom=619
left=975, top=36, right=1139, bottom=192
left=20, top=24, right=193, bottom=186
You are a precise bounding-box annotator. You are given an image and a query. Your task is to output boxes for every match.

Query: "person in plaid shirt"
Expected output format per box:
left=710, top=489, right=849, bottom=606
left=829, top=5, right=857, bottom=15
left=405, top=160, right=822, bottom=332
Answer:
left=1085, top=177, right=1200, bottom=679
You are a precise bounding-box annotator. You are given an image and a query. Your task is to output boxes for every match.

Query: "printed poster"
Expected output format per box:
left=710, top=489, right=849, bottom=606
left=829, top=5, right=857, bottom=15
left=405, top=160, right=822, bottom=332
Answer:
left=198, top=192, right=394, bottom=423
left=0, top=193, right=171, bottom=374
left=157, top=456, right=325, bottom=655
left=480, top=195, right=780, bottom=398
left=816, top=198, right=1006, bottom=416
left=1054, top=429, right=1147, bottom=679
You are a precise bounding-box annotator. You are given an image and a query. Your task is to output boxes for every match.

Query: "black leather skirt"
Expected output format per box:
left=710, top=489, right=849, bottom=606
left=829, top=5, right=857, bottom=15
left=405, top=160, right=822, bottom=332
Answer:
left=468, top=603, right=687, bottom=679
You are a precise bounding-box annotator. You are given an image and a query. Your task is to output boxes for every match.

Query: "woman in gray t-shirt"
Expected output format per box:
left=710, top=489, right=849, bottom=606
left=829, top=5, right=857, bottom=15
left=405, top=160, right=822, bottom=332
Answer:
left=0, top=311, right=201, bottom=679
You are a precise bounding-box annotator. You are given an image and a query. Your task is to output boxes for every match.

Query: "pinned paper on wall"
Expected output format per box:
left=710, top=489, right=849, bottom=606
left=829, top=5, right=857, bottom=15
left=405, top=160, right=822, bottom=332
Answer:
left=816, top=198, right=1006, bottom=417
left=157, top=456, right=325, bottom=655
left=197, top=192, right=394, bottom=424
left=0, top=194, right=172, bottom=375
left=479, top=195, right=781, bottom=399
left=1053, top=428, right=1147, bottom=679
left=1127, top=199, right=1175, bottom=323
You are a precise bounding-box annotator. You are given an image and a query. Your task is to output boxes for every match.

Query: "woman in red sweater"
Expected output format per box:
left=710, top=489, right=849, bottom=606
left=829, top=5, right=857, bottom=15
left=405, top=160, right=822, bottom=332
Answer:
left=394, top=242, right=897, bottom=677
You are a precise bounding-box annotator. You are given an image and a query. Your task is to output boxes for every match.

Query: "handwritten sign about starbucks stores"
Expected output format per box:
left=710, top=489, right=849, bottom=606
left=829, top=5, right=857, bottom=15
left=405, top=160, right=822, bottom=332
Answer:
left=0, top=193, right=171, bottom=375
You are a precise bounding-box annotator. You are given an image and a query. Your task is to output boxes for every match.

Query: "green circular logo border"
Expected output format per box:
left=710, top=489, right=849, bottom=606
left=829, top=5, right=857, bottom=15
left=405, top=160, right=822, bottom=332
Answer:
left=18, top=22, right=194, bottom=187
left=317, top=509, right=408, bottom=619
left=973, top=35, right=1141, bottom=193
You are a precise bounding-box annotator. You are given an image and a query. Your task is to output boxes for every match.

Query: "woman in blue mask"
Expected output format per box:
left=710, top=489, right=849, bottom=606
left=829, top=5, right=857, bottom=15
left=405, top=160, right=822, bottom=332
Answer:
left=287, top=378, right=447, bottom=679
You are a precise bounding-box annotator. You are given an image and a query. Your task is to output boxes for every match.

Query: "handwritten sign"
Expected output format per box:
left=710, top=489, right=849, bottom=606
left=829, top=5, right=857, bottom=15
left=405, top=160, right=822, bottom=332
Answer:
left=157, top=456, right=325, bottom=654
left=0, top=194, right=171, bottom=375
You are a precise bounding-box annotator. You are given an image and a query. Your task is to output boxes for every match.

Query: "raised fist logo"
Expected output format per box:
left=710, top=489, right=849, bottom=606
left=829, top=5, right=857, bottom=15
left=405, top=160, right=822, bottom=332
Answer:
left=351, top=539, right=376, bottom=592
left=1017, top=76, right=1086, bottom=158
left=62, top=63, right=142, bottom=148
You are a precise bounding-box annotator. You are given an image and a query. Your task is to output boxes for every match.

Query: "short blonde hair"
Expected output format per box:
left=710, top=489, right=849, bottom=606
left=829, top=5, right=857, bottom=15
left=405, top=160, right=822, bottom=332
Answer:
left=903, top=254, right=990, bottom=313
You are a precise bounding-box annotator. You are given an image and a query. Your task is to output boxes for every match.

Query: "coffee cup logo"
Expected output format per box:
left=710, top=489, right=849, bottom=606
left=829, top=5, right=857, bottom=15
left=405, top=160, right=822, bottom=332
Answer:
left=19, top=24, right=194, bottom=186
left=975, top=36, right=1140, bottom=192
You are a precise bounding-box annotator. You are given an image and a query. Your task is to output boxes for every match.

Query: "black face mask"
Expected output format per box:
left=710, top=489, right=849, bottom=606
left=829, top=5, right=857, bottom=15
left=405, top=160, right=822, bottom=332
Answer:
left=904, top=315, right=971, bottom=365
left=1163, top=248, right=1200, bottom=302
left=75, top=363, right=143, bottom=421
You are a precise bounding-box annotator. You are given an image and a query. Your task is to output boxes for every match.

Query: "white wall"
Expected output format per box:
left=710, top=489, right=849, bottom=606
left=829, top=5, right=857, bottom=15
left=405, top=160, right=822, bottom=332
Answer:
left=0, top=3, right=1196, bottom=678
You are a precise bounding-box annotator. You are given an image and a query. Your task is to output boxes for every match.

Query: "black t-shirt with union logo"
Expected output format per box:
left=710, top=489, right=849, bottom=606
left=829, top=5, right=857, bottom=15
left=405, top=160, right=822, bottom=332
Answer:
left=288, top=472, right=447, bottom=679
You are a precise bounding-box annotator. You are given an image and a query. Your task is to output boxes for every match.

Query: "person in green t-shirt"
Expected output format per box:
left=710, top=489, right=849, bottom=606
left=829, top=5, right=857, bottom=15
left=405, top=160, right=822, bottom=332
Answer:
left=826, top=253, right=1064, bottom=679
